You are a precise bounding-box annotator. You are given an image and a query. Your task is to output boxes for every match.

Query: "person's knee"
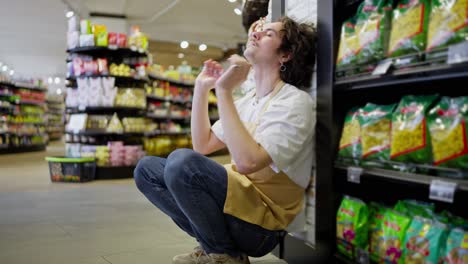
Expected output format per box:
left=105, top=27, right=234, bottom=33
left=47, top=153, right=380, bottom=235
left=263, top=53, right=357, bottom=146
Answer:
left=165, top=148, right=199, bottom=189
left=133, top=156, right=155, bottom=191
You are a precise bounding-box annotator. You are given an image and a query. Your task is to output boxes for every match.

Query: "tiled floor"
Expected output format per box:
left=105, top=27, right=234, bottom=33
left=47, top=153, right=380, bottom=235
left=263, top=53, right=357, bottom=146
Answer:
left=0, top=141, right=286, bottom=264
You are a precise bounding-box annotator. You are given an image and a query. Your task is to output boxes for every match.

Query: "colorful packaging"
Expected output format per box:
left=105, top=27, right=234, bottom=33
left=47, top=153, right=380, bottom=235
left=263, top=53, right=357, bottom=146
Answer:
left=390, top=95, right=439, bottom=163
left=338, top=107, right=362, bottom=163
left=369, top=202, right=389, bottom=262
left=441, top=228, right=468, bottom=264
left=108, top=32, right=118, bottom=47
left=336, top=196, right=369, bottom=260
left=380, top=210, right=412, bottom=263
left=427, top=0, right=468, bottom=51
left=337, top=17, right=359, bottom=68
left=428, top=96, right=468, bottom=168
left=355, top=0, right=394, bottom=64
left=117, top=33, right=127, bottom=47
left=394, top=199, right=435, bottom=218
left=402, top=217, right=449, bottom=263
left=359, top=103, right=396, bottom=161
left=80, top=19, right=92, bottom=35
left=388, top=0, right=432, bottom=57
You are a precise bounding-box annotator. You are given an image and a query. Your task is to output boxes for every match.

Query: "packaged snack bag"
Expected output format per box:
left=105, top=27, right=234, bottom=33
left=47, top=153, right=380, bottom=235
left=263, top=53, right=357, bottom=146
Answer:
left=388, top=0, right=432, bottom=57
left=427, top=0, right=468, bottom=51
left=391, top=95, right=439, bottom=164
left=380, top=210, right=412, bottom=263
left=394, top=199, right=435, bottom=218
left=337, top=17, right=359, bottom=68
left=403, top=217, right=449, bottom=263
left=355, top=0, right=394, bottom=64
left=338, top=107, right=362, bottom=163
left=441, top=228, right=468, bottom=264
left=359, top=103, right=396, bottom=161
left=336, top=196, right=369, bottom=260
left=428, top=96, right=468, bottom=168
left=369, top=202, right=389, bottom=262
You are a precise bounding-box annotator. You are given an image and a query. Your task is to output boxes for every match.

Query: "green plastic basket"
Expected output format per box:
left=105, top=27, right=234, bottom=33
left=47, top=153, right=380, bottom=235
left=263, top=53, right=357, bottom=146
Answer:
left=45, top=156, right=96, bottom=183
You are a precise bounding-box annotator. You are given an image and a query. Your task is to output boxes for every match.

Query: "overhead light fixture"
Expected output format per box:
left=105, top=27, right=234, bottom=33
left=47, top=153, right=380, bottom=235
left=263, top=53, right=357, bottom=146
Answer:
left=9, top=70, right=14, bottom=76
left=180, top=41, right=189, bottom=49
left=48, top=77, right=53, bottom=84
left=229, top=0, right=237, bottom=3
left=56, top=88, right=62, bottom=95
left=54, top=77, right=61, bottom=84
left=2, top=65, right=7, bottom=72
left=178, top=53, right=184, bottom=59
left=234, top=8, right=242, bottom=15
left=66, top=11, right=74, bottom=18
left=199, top=44, right=207, bottom=51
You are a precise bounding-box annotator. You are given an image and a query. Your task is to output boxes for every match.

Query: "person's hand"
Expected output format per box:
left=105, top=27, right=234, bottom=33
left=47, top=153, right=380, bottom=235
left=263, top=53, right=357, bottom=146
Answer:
left=215, top=55, right=251, bottom=95
left=195, top=59, right=224, bottom=94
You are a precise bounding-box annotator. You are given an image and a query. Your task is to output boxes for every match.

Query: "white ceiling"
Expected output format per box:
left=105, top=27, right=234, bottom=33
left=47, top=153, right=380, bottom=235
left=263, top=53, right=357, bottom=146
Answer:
left=0, top=0, right=246, bottom=79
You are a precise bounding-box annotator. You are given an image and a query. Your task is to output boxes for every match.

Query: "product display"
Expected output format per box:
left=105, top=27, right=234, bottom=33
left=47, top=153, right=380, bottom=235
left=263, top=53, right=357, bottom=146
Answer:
left=338, top=107, right=362, bottom=163
left=336, top=17, right=359, bottom=68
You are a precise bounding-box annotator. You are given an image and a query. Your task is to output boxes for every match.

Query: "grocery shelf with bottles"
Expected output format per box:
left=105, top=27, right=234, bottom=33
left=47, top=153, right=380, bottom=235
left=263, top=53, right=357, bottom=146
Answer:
left=312, top=0, right=468, bottom=263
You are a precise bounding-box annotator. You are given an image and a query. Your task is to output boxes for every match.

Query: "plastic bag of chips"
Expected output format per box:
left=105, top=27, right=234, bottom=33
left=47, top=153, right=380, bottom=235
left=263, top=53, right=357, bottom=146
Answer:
left=339, top=107, right=362, bottom=163
left=337, top=17, right=359, bottom=68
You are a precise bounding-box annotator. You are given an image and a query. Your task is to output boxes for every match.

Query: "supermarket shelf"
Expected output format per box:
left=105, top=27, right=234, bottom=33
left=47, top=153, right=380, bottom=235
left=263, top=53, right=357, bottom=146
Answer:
left=65, top=130, right=144, bottom=137
left=15, top=100, right=46, bottom=106
left=146, top=113, right=190, bottom=121
left=334, top=253, right=355, bottom=264
left=148, top=74, right=194, bottom=87
left=46, top=99, right=64, bottom=104
left=146, top=95, right=191, bottom=104
left=95, top=165, right=135, bottom=179
left=0, top=144, right=46, bottom=155
left=8, top=122, right=46, bottom=126
left=67, top=46, right=148, bottom=58
left=66, top=75, right=149, bottom=84
left=0, top=81, right=47, bottom=92
left=0, top=93, right=14, bottom=97
left=144, top=130, right=191, bottom=136
left=335, top=165, right=468, bottom=192
left=66, top=106, right=145, bottom=115
left=334, top=62, right=468, bottom=92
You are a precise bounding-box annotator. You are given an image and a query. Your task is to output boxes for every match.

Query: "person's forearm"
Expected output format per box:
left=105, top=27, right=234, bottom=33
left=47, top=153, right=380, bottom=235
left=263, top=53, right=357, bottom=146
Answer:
left=216, top=90, right=266, bottom=173
left=191, top=88, right=212, bottom=154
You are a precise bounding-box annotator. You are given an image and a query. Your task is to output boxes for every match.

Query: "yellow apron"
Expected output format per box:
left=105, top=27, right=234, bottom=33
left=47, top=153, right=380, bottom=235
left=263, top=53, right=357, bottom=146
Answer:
left=222, top=81, right=305, bottom=231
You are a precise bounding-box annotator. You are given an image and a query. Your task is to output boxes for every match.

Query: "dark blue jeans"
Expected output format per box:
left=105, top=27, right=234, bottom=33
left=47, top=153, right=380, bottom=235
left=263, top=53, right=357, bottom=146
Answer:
left=134, top=148, right=281, bottom=257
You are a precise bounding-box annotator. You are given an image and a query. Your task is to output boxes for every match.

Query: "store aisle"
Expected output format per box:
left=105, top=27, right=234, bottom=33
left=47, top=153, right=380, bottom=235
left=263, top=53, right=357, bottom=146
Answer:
left=0, top=142, right=286, bottom=264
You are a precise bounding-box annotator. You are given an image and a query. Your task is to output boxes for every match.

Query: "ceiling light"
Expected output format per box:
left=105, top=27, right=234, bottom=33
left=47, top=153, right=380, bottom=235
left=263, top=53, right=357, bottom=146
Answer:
left=54, top=77, right=61, bottom=84
left=234, top=8, right=242, bottom=15
left=48, top=77, right=53, bottom=84
left=178, top=53, right=184, bottom=59
left=199, top=44, right=207, bottom=51
left=2, top=65, right=7, bottom=72
left=9, top=70, right=14, bottom=76
left=229, top=0, right=237, bottom=2
left=180, top=41, right=189, bottom=49
left=56, top=88, right=62, bottom=95
left=66, top=11, right=74, bottom=18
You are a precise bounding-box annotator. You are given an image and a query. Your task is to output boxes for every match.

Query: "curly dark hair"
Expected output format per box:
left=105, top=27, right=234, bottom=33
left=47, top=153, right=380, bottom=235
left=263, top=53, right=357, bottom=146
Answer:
left=277, top=16, right=317, bottom=89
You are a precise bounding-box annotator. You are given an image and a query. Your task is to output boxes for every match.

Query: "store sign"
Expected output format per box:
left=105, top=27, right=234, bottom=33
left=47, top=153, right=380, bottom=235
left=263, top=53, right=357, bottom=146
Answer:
left=429, top=179, right=457, bottom=203
left=347, top=166, right=363, bottom=184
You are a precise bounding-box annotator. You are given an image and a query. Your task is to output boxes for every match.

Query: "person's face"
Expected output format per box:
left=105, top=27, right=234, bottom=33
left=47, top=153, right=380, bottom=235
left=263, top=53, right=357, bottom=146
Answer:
left=244, top=21, right=284, bottom=65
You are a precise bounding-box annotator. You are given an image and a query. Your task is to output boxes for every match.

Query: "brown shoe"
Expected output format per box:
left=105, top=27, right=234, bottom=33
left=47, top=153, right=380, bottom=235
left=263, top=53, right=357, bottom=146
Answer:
left=208, top=253, right=250, bottom=264
left=172, top=246, right=211, bottom=264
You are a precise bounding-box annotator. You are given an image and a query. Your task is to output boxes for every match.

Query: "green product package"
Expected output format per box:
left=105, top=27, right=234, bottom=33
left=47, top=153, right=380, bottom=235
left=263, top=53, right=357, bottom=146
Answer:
left=390, top=94, right=439, bottom=163
left=355, top=0, right=394, bottom=64
left=428, top=96, right=468, bottom=169
left=394, top=199, right=435, bottom=218
left=441, top=228, right=468, bottom=263
left=427, top=0, right=468, bottom=51
left=369, top=202, right=390, bottom=262
left=436, top=211, right=468, bottom=229
left=338, top=107, right=362, bottom=163
left=359, top=103, right=396, bottom=161
left=380, top=210, right=412, bottom=264
left=402, top=216, right=449, bottom=263
left=336, top=196, right=369, bottom=260
left=337, top=17, right=359, bottom=68
left=388, top=0, right=432, bottom=57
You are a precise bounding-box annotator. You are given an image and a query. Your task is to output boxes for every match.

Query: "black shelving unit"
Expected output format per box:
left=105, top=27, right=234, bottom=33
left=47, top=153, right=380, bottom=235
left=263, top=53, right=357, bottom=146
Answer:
left=67, top=46, right=148, bottom=58
left=148, top=74, right=195, bottom=87
left=312, top=1, right=468, bottom=263
left=66, top=106, right=145, bottom=116
left=0, top=144, right=46, bottom=155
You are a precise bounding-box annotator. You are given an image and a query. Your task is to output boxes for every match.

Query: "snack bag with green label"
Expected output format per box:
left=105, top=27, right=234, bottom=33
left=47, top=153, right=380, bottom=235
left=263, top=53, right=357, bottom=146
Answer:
left=339, top=107, right=362, bottom=163
left=336, top=196, right=369, bottom=260
left=388, top=0, right=432, bottom=57
left=441, top=228, right=468, bottom=263
left=337, top=17, right=359, bottom=68
left=356, top=0, right=394, bottom=64
left=391, top=95, right=439, bottom=164
left=369, top=202, right=389, bottom=262
left=427, top=0, right=468, bottom=51
left=359, top=103, right=396, bottom=161
left=380, top=210, right=412, bottom=263
left=402, top=216, right=449, bottom=263
left=394, top=199, right=435, bottom=218
left=428, top=96, right=468, bottom=169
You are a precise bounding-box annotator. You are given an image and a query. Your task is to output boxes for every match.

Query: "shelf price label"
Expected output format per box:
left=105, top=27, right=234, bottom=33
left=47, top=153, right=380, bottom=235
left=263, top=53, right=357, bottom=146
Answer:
left=448, top=41, right=468, bottom=65
left=347, top=166, right=363, bottom=184
left=429, top=180, right=457, bottom=203
left=372, top=59, right=393, bottom=76
left=356, top=248, right=370, bottom=264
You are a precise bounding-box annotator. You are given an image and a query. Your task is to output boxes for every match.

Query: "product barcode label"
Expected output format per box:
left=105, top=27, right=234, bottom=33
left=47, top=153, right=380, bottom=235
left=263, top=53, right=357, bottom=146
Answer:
left=372, top=59, right=393, bottom=76
left=448, top=41, right=468, bottom=65
left=347, top=167, right=363, bottom=184
left=429, top=180, right=457, bottom=203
